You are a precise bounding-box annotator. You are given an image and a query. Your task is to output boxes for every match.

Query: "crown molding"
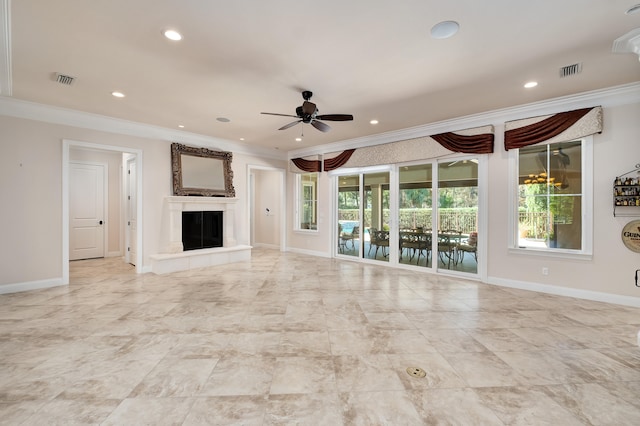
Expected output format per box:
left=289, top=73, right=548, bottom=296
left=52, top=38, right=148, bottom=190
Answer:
left=288, top=82, right=640, bottom=159
left=0, top=0, right=11, bottom=97
left=0, top=96, right=286, bottom=160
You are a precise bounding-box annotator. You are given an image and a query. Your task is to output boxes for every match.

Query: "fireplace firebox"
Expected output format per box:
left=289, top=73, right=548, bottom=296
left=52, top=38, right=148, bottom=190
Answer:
left=182, top=211, right=223, bottom=251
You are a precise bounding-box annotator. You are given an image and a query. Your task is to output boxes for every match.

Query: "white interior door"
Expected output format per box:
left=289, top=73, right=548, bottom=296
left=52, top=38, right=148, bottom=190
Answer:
left=126, top=157, right=137, bottom=265
left=70, top=162, right=106, bottom=260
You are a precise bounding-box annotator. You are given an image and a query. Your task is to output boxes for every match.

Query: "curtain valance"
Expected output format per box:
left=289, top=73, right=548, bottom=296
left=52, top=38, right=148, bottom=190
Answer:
left=323, top=149, right=355, bottom=171
left=431, top=131, right=494, bottom=154
left=323, top=125, right=494, bottom=171
left=290, top=155, right=321, bottom=173
left=504, top=106, right=602, bottom=150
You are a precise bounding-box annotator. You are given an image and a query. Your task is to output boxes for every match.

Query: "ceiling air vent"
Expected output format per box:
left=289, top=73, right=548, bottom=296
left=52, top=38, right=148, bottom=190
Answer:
left=55, top=73, right=75, bottom=85
left=559, top=63, right=582, bottom=78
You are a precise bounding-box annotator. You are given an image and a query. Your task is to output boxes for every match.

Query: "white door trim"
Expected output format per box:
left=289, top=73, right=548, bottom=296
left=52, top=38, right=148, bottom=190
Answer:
left=124, top=155, right=137, bottom=265
left=62, top=139, right=143, bottom=284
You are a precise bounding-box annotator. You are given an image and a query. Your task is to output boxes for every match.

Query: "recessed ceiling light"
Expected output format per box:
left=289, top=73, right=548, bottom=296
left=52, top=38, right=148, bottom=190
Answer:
left=178, top=124, right=184, bottom=128
left=626, top=4, right=640, bottom=15
left=370, top=119, right=379, bottom=125
left=239, top=138, right=245, bottom=141
left=163, top=29, right=182, bottom=41
left=295, top=137, right=302, bottom=142
left=524, top=81, right=538, bottom=89
left=431, top=21, right=459, bottom=39
left=111, top=91, right=125, bottom=98
left=216, top=117, right=230, bottom=123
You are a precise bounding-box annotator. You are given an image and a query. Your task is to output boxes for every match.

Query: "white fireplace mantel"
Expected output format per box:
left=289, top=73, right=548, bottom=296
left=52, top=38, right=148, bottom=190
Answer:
left=149, top=196, right=251, bottom=274
left=165, top=196, right=238, bottom=253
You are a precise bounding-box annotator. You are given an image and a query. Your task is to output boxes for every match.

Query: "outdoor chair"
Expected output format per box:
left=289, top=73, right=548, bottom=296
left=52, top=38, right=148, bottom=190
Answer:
left=368, top=228, right=389, bottom=258
left=456, top=231, right=478, bottom=263
left=438, top=229, right=461, bottom=267
left=400, top=230, right=431, bottom=264
left=341, top=225, right=359, bottom=250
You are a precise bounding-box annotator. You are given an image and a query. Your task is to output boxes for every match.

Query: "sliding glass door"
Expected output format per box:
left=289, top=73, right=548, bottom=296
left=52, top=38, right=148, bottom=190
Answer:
left=436, top=159, right=478, bottom=274
left=398, top=164, right=433, bottom=267
left=337, top=174, right=361, bottom=257
left=336, top=158, right=480, bottom=276
left=336, top=170, right=390, bottom=263
left=363, top=172, right=390, bottom=263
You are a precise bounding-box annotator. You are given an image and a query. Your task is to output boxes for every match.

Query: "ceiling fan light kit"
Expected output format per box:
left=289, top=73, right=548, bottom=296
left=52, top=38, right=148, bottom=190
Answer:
left=261, top=90, right=354, bottom=133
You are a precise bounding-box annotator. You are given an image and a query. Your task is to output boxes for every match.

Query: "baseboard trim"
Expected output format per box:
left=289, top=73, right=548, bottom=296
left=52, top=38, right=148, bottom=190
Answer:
left=487, top=276, right=640, bottom=308
left=0, top=278, right=66, bottom=294
left=286, top=247, right=332, bottom=258
left=252, top=243, right=281, bottom=250
left=106, top=251, right=122, bottom=258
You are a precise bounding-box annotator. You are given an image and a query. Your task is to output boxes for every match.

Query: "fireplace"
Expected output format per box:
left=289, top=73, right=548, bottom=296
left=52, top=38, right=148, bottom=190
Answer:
left=182, top=211, right=223, bottom=251
left=149, top=196, right=251, bottom=274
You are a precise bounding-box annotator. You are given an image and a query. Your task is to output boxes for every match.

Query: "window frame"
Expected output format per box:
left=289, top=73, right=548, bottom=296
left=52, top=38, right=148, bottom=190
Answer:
left=295, top=172, right=319, bottom=232
left=508, top=136, right=593, bottom=259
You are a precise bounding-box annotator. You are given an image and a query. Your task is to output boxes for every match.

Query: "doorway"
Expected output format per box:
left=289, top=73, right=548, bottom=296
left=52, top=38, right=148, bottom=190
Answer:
left=62, top=140, right=143, bottom=284
left=247, top=165, right=286, bottom=250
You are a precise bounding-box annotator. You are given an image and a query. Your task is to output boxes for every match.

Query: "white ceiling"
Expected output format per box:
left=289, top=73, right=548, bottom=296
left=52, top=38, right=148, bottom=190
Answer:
left=6, top=0, right=640, bottom=152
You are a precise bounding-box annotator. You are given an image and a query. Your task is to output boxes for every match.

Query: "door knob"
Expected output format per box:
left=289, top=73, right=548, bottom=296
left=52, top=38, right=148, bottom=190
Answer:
left=99, top=220, right=103, bottom=225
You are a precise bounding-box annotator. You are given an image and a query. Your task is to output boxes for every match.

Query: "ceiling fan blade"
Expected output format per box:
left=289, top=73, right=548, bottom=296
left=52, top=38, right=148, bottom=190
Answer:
left=302, top=101, right=316, bottom=115
left=278, top=120, right=301, bottom=130
left=261, top=112, right=298, bottom=118
left=311, top=120, right=331, bottom=132
left=315, top=114, right=353, bottom=121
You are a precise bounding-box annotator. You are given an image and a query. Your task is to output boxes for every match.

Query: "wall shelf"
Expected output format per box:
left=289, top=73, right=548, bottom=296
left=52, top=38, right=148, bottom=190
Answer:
left=613, top=164, right=640, bottom=217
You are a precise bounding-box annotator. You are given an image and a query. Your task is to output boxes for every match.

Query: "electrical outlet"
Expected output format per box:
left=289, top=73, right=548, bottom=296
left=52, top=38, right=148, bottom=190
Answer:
left=542, top=267, right=549, bottom=276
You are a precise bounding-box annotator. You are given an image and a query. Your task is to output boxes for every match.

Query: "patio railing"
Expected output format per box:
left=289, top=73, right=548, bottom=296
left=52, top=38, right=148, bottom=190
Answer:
left=338, top=208, right=551, bottom=238
left=338, top=208, right=479, bottom=235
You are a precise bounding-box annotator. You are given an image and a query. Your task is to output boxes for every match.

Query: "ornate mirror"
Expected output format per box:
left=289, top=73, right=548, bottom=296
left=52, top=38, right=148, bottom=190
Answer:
left=171, top=143, right=236, bottom=197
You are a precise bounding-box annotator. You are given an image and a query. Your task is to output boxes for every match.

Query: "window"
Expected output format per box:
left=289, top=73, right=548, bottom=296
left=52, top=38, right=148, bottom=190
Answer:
left=297, top=172, right=318, bottom=230
left=514, top=138, right=592, bottom=254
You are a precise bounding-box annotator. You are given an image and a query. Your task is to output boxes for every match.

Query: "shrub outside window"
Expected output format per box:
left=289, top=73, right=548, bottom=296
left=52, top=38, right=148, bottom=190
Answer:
left=516, top=139, right=588, bottom=252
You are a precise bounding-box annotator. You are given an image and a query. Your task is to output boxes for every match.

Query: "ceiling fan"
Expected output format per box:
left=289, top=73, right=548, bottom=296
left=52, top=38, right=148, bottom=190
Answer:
left=261, top=90, right=353, bottom=133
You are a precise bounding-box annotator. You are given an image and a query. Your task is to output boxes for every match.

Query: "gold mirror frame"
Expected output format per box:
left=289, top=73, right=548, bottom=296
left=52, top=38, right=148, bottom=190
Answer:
left=171, top=143, right=236, bottom=197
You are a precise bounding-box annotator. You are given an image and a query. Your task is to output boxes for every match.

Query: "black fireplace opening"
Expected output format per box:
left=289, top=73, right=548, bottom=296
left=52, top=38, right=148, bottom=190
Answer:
left=182, top=211, right=223, bottom=251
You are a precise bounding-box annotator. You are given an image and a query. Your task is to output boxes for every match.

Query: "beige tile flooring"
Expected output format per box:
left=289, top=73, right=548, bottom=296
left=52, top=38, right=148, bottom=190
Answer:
left=1, top=248, right=640, bottom=425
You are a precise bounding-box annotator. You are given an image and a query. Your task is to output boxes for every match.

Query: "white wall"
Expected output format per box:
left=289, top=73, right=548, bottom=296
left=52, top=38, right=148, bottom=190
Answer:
left=0, top=114, right=285, bottom=290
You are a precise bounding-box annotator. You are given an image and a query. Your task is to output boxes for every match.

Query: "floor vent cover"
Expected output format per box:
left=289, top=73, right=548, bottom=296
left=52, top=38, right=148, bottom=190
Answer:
left=406, top=367, right=426, bottom=378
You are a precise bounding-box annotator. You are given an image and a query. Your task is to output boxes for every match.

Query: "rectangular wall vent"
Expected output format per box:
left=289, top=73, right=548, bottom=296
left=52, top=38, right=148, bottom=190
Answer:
left=55, top=73, right=75, bottom=85
left=559, top=63, right=582, bottom=78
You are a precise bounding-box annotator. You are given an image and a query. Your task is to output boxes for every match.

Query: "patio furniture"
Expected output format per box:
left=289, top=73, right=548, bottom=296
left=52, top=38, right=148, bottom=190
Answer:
left=399, top=230, right=431, bottom=264
left=341, top=225, right=359, bottom=250
left=438, top=229, right=461, bottom=268
left=456, top=231, right=477, bottom=263
left=368, top=228, right=389, bottom=258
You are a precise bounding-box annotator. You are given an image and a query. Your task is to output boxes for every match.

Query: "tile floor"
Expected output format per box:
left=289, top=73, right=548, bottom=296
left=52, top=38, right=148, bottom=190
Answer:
left=1, top=248, right=640, bottom=425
